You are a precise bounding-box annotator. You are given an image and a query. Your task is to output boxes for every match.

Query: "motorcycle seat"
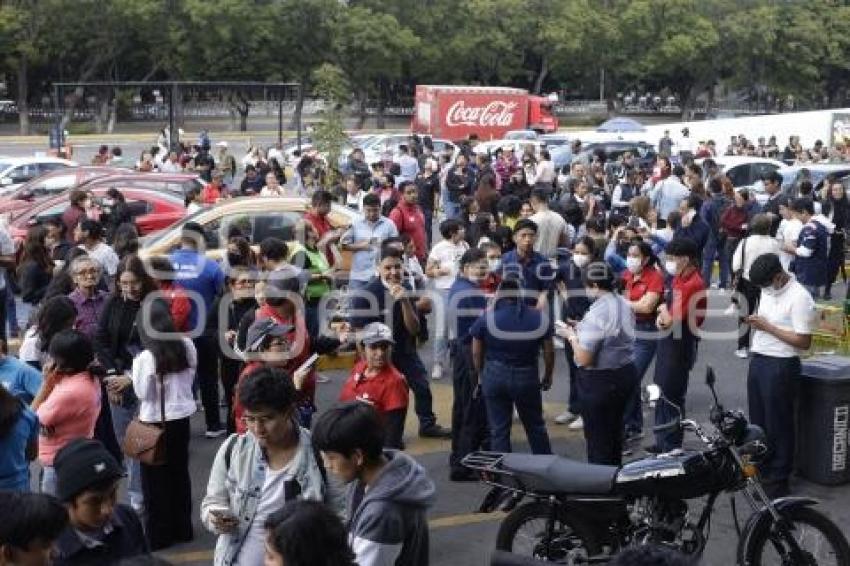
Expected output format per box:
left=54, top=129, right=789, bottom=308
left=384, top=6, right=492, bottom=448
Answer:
left=500, top=454, right=618, bottom=495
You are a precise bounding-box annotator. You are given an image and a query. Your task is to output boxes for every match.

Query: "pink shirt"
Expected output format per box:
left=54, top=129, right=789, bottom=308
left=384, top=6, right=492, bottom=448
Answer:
left=36, top=372, right=101, bottom=466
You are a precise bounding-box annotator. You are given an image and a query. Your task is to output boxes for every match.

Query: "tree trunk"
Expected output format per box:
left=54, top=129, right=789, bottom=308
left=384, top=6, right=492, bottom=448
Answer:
left=532, top=55, right=549, bottom=95
left=289, top=72, right=309, bottom=131
left=239, top=106, right=249, bottom=131
left=17, top=56, right=29, bottom=136
left=107, top=95, right=117, bottom=133
left=355, top=88, right=367, bottom=130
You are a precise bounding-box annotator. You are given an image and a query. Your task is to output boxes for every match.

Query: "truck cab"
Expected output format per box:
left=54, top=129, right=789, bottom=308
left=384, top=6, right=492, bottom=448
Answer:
left=527, top=96, right=558, bottom=134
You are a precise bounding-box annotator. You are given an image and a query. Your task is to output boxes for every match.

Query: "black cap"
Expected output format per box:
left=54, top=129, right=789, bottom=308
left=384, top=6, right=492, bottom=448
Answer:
left=54, top=438, right=125, bottom=502
left=246, top=318, right=294, bottom=352
left=748, top=253, right=783, bottom=288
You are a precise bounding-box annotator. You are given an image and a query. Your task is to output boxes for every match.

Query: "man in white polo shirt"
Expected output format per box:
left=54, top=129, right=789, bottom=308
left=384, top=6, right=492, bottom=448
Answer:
left=745, top=253, right=814, bottom=498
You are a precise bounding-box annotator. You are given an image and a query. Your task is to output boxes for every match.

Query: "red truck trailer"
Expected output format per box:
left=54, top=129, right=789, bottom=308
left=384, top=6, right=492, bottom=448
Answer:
left=411, top=85, right=558, bottom=140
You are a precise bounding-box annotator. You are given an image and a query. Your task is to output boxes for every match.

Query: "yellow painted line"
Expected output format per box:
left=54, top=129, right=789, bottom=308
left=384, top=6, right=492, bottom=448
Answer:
left=162, top=512, right=505, bottom=563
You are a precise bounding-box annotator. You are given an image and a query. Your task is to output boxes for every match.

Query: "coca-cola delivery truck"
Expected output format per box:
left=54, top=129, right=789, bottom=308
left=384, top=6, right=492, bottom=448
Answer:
left=411, top=85, right=559, bottom=140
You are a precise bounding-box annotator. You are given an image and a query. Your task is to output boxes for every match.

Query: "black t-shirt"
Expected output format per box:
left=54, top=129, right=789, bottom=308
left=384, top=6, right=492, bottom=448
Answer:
left=415, top=173, right=439, bottom=211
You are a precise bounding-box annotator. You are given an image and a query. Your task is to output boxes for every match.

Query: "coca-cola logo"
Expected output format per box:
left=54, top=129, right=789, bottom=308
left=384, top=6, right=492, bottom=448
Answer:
left=446, top=100, right=518, bottom=128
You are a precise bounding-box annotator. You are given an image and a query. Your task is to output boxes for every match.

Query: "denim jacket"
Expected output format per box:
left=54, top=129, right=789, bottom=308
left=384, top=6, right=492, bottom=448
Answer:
left=200, top=426, right=345, bottom=566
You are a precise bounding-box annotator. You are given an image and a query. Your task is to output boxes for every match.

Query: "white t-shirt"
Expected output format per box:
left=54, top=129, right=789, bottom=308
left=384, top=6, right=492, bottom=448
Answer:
left=428, top=239, right=468, bottom=290
left=131, top=338, right=198, bottom=422
left=751, top=277, right=815, bottom=358
left=236, top=463, right=292, bottom=566
left=776, top=218, right=803, bottom=271
left=530, top=209, right=567, bottom=258
left=82, top=242, right=119, bottom=277
left=259, top=185, right=285, bottom=197
left=732, top=235, right=781, bottom=280
left=18, top=328, right=46, bottom=366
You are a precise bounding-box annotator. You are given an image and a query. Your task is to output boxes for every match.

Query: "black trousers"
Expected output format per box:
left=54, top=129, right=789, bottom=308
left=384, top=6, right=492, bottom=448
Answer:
left=449, top=340, right=489, bottom=471
left=737, top=278, right=761, bottom=350
left=194, top=336, right=221, bottom=431
left=577, top=364, right=638, bottom=466
left=392, top=351, right=437, bottom=431
left=0, top=286, right=6, bottom=342
left=654, top=330, right=698, bottom=452
left=220, top=356, right=241, bottom=435
left=140, top=417, right=193, bottom=550
left=748, top=354, right=799, bottom=484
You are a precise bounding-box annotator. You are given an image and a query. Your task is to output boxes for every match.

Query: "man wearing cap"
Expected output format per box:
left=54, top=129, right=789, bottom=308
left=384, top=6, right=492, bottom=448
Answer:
left=349, top=245, right=450, bottom=439
left=339, top=322, right=409, bottom=449
left=760, top=171, right=787, bottom=237
left=51, top=438, right=149, bottom=565
left=170, top=222, right=226, bottom=437
left=201, top=169, right=226, bottom=204
left=745, top=253, right=814, bottom=498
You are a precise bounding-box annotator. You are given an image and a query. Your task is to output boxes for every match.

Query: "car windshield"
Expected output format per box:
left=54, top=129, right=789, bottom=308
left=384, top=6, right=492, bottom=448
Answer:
left=144, top=209, right=203, bottom=246
left=0, top=162, right=13, bottom=172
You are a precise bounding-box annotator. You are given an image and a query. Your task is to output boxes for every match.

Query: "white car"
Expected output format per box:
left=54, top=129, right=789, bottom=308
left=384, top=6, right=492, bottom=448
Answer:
left=362, top=134, right=458, bottom=165
left=697, top=156, right=785, bottom=205
left=473, top=139, right=547, bottom=157
left=0, top=156, right=78, bottom=195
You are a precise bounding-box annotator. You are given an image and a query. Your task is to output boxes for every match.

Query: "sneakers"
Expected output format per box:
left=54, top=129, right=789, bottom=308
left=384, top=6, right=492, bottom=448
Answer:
left=567, top=416, right=584, bottom=430
left=205, top=428, right=226, bottom=439
left=554, top=411, right=578, bottom=425
left=734, top=348, right=749, bottom=359
left=431, top=363, right=443, bottom=380
left=419, top=424, right=451, bottom=438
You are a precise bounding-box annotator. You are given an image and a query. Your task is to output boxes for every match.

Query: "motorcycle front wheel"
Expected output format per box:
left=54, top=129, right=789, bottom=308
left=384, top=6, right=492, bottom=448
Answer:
left=496, top=501, right=603, bottom=564
left=742, top=506, right=850, bottom=566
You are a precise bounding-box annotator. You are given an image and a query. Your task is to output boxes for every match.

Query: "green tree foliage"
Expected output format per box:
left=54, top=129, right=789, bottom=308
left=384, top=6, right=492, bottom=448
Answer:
left=1, top=0, right=849, bottom=131
left=311, top=63, right=350, bottom=186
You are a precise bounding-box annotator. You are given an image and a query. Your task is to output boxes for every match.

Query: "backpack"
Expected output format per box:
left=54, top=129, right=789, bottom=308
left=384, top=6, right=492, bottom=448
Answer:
left=224, top=433, right=328, bottom=484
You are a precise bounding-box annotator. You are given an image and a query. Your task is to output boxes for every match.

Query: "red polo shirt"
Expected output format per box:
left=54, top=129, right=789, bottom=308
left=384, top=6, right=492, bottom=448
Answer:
left=339, top=360, right=409, bottom=417
left=388, top=200, right=427, bottom=261
left=622, top=266, right=664, bottom=322
left=669, top=267, right=706, bottom=329
left=201, top=183, right=222, bottom=204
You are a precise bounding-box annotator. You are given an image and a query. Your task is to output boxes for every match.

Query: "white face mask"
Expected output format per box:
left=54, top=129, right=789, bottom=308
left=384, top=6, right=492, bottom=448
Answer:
left=572, top=253, right=590, bottom=268
left=665, top=260, right=679, bottom=275
left=488, top=258, right=501, bottom=272
left=626, top=257, right=643, bottom=274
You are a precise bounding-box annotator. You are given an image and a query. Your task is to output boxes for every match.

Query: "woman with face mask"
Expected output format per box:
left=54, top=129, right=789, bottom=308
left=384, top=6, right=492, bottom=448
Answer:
left=620, top=240, right=664, bottom=448
left=556, top=261, right=637, bottom=466
left=652, top=237, right=706, bottom=453
left=93, top=254, right=160, bottom=514
left=552, top=237, right=596, bottom=429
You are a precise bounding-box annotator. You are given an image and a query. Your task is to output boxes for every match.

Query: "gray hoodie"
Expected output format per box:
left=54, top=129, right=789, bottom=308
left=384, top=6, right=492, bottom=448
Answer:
left=348, top=450, right=436, bottom=566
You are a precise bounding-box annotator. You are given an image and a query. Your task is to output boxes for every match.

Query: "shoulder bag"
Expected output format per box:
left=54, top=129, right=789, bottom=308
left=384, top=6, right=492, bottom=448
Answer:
left=122, top=373, right=167, bottom=466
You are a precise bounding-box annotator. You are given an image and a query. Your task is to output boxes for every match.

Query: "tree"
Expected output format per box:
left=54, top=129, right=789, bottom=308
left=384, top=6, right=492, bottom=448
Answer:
left=311, top=63, right=350, bottom=187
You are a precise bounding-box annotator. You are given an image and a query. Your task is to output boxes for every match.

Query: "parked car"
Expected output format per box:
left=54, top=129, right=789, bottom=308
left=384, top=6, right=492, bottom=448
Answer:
left=701, top=156, right=785, bottom=205
left=539, top=133, right=572, bottom=147
left=361, top=134, right=458, bottom=166
left=574, top=141, right=657, bottom=171
left=0, top=166, right=122, bottom=221
left=9, top=187, right=187, bottom=245
left=474, top=139, right=547, bottom=158
left=504, top=130, right=540, bottom=141
left=138, top=197, right=360, bottom=273
left=0, top=156, right=78, bottom=194
left=778, top=163, right=850, bottom=197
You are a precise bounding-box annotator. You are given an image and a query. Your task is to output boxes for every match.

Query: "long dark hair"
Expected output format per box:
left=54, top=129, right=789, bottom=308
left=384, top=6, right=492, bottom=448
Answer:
left=0, top=386, right=22, bottom=439
left=48, top=329, right=104, bottom=378
left=17, top=225, right=53, bottom=276
left=138, top=301, right=190, bottom=375
left=36, top=296, right=77, bottom=353
left=116, top=254, right=158, bottom=301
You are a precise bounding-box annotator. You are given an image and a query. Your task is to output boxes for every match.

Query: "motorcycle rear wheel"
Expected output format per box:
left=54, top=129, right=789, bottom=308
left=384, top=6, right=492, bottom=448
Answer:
left=496, top=500, right=603, bottom=564
left=743, top=506, right=850, bottom=566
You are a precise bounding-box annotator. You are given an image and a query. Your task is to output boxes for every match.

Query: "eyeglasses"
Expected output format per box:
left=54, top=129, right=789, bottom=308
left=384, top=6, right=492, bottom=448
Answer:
left=75, top=268, right=100, bottom=276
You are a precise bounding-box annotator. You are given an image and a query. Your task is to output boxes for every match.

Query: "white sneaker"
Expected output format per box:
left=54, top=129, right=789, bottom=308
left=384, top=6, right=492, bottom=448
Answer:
left=554, top=411, right=577, bottom=425
left=724, top=304, right=737, bottom=316
left=734, top=348, right=749, bottom=359
left=568, top=416, right=584, bottom=430
left=431, top=364, right=443, bottom=380
left=316, top=373, right=330, bottom=384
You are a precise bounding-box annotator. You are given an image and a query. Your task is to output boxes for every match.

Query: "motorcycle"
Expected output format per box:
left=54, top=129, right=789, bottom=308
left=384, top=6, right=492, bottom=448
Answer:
left=462, top=367, right=850, bottom=565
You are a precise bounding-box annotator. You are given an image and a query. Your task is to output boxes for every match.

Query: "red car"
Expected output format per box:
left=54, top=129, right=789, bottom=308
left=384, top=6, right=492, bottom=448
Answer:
left=10, top=186, right=187, bottom=244
left=0, top=166, right=121, bottom=220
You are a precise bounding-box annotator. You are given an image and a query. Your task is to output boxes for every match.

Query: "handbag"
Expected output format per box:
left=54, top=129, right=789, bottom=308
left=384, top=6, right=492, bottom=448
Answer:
left=122, top=373, right=167, bottom=466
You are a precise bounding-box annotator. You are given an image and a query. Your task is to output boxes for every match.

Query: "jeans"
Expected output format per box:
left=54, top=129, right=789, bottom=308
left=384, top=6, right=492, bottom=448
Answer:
left=40, top=465, right=57, bottom=495
left=623, top=320, right=658, bottom=434
left=482, top=359, right=551, bottom=454
left=433, top=288, right=450, bottom=372
left=449, top=341, right=489, bottom=471
left=578, top=364, right=638, bottom=465
left=748, top=354, right=799, bottom=484
left=423, top=207, right=435, bottom=249
left=701, top=235, right=729, bottom=289
left=16, top=298, right=34, bottom=333
left=444, top=200, right=461, bottom=221
left=392, top=351, right=437, bottom=431
left=194, top=335, right=222, bottom=431
left=803, top=284, right=821, bottom=299
left=653, top=330, right=698, bottom=452
left=563, top=338, right=581, bottom=415
left=110, top=395, right=143, bottom=508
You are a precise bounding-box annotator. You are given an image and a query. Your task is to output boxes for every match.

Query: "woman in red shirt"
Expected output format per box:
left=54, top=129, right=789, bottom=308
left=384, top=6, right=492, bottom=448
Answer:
left=652, top=237, right=706, bottom=453
left=621, top=240, right=664, bottom=445
left=339, top=323, right=408, bottom=449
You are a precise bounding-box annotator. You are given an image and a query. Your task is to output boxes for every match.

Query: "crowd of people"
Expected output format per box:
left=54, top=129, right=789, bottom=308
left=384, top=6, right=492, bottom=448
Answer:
left=0, top=124, right=845, bottom=565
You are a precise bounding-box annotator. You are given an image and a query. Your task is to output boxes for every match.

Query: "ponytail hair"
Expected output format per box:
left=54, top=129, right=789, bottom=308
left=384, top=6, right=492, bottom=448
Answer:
left=47, top=329, right=99, bottom=379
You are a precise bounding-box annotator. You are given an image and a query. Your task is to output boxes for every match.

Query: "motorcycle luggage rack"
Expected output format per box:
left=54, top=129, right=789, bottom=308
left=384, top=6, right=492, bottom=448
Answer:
left=462, top=451, right=511, bottom=474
